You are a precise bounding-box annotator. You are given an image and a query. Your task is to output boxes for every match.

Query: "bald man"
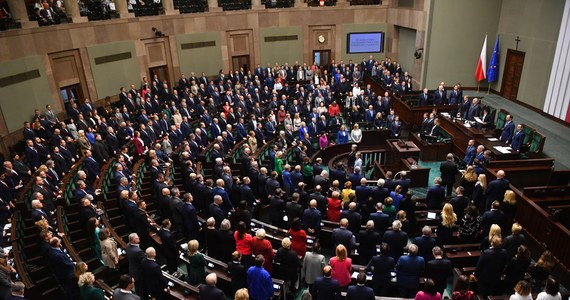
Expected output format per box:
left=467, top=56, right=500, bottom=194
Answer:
left=485, top=170, right=510, bottom=211
left=314, top=265, right=341, bottom=300
left=199, top=273, right=225, bottom=300
left=140, top=247, right=168, bottom=299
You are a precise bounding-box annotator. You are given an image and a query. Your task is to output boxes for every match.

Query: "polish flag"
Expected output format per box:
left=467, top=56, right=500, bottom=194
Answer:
left=475, top=35, right=487, bottom=82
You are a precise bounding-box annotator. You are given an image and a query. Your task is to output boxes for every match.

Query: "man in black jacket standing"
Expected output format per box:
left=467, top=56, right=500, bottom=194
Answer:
left=439, top=153, right=458, bottom=197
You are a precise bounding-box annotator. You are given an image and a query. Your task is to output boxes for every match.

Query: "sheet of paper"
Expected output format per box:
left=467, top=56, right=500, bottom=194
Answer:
left=488, top=138, right=499, bottom=142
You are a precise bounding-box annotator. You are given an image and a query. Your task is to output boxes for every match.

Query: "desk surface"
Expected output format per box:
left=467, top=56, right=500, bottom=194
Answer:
left=391, top=141, right=420, bottom=153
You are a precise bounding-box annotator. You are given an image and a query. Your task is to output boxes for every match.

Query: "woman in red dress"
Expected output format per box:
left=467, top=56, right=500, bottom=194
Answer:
left=250, top=228, right=274, bottom=274
left=327, top=191, right=342, bottom=222
left=288, top=218, right=307, bottom=259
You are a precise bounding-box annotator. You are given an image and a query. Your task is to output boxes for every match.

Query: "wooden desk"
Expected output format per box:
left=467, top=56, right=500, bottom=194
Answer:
left=438, top=116, right=492, bottom=157
left=385, top=139, right=421, bottom=167
left=474, top=137, right=522, bottom=160
left=408, top=133, right=452, bottom=161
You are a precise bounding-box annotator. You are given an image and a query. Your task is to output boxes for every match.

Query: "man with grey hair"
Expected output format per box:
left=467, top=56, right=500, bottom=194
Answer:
left=425, top=246, right=453, bottom=295
left=382, top=220, right=409, bottom=261
left=412, top=226, right=437, bottom=261
left=125, top=233, right=144, bottom=294
left=368, top=202, right=390, bottom=236
left=357, top=220, right=380, bottom=264
left=395, top=243, right=424, bottom=298
left=332, top=218, right=356, bottom=249
left=440, top=153, right=459, bottom=196
left=210, top=195, right=225, bottom=228
left=371, top=178, right=389, bottom=205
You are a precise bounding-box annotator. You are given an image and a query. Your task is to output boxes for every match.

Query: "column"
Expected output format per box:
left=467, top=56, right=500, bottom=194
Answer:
left=6, top=0, right=36, bottom=28
left=207, top=0, right=222, bottom=12
left=114, top=0, right=134, bottom=18
left=162, top=0, right=177, bottom=15
left=62, top=0, right=87, bottom=23
left=251, top=0, right=264, bottom=9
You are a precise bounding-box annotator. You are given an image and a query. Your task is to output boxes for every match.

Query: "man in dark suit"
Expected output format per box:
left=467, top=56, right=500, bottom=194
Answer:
left=426, top=177, right=446, bottom=209
left=439, top=153, right=458, bottom=196
left=464, top=139, right=477, bottom=165
left=418, top=88, right=431, bottom=106
left=125, top=233, right=145, bottom=294
left=365, top=242, right=395, bottom=296
left=285, top=193, right=303, bottom=228
left=368, top=202, right=391, bottom=236
left=209, top=195, right=225, bottom=228
left=511, top=124, right=526, bottom=151
left=395, top=244, right=425, bottom=298
left=425, top=246, right=453, bottom=295
left=140, top=247, right=168, bottom=300
left=303, top=200, right=322, bottom=237
left=499, top=115, right=515, bottom=143
left=480, top=201, right=505, bottom=234
left=449, top=186, right=469, bottom=220
left=346, top=273, right=375, bottom=300
left=340, top=202, right=362, bottom=236
left=157, top=219, right=178, bottom=274
left=199, top=273, right=226, bottom=300
left=5, top=281, right=27, bottom=300
left=485, top=170, right=510, bottom=211
left=83, top=150, right=100, bottom=186
left=433, top=86, right=447, bottom=105
left=357, top=220, right=380, bottom=265
left=382, top=220, right=408, bottom=261
left=47, top=237, right=75, bottom=297
left=181, top=193, right=200, bottom=240
left=314, top=265, right=341, bottom=300
left=412, top=226, right=437, bottom=261
left=475, top=236, right=508, bottom=297
left=466, top=98, right=481, bottom=121
left=331, top=218, right=356, bottom=249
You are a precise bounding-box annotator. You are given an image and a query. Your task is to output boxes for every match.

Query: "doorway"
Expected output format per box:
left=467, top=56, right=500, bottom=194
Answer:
left=313, top=50, right=331, bottom=72
left=501, top=49, right=525, bottom=100
left=232, top=55, right=250, bottom=73
left=60, top=84, right=84, bottom=117
left=149, top=66, right=170, bottom=86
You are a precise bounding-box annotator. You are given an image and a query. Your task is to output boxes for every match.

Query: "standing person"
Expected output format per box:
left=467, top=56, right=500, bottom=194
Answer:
left=425, top=246, right=453, bottom=295
left=395, top=244, right=425, bottom=298
left=366, top=242, right=395, bottom=296
left=451, top=275, right=475, bottom=300
left=289, top=218, right=308, bottom=259
left=274, top=238, right=302, bottom=298
left=140, top=247, right=169, bottom=300
left=314, top=265, right=342, bottom=300
left=112, top=274, right=141, bottom=300
left=125, top=233, right=145, bottom=295
left=78, top=272, right=106, bottom=300
left=199, top=273, right=226, bottom=300
left=440, top=153, right=459, bottom=197
left=227, top=252, right=247, bottom=294
left=536, top=278, right=561, bottom=300
left=251, top=229, right=274, bottom=274
left=474, top=236, right=508, bottom=297
left=185, top=240, right=206, bottom=285
left=503, top=245, right=531, bottom=294
left=509, top=281, right=533, bottom=300
left=414, top=279, right=441, bottom=300
left=346, top=273, right=375, bottom=300
left=99, top=228, right=119, bottom=270
left=485, top=170, right=510, bottom=211
left=234, top=221, right=253, bottom=268
left=301, top=243, right=326, bottom=299
left=247, top=255, right=275, bottom=300
left=357, top=220, right=380, bottom=265
left=472, top=173, right=487, bottom=213
left=329, top=244, right=352, bottom=290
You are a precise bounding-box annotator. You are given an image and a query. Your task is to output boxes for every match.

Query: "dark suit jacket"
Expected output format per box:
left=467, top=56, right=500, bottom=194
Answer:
left=426, top=258, right=453, bottom=292
left=500, top=121, right=515, bottom=143
left=368, top=211, right=391, bottom=236
left=140, top=258, right=167, bottom=295
left=346, top=284, right=375, bottom=300
left=366, top=254, right=395, bottom=287
left=439, top=160, right=458, bottom=185
left=382, top=230, right=408, bottom=260
left=479, top=209, right=505, bottom=234
left=227, top=261, right=247, bottom=292
left=426, top=185, right=445, bottom=209
left=125, top=243, right=145, bottom=279
left=48, top=247, right=74, bottom=283
left=475, top=247, right=508, bottom=284
left=314, top=276, right=341, bottom=300
left=302, top=208, right=322, bottom=233
left=413, top=236, right=437, bottom=261
left=485, top=178, right=510, bottom=210
left=209, top=203, right=225, bottom=228
left=395, top=255, right=425, bottom=289
left=199, top=284, right=226, bottom=300
left=332, top=227, right=355, bottom=249
left=511, top=131, right=525, bottom=151
left=357, top=230, right=380, bottom=263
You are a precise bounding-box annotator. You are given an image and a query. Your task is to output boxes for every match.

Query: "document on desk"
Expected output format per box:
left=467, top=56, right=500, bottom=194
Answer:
left=494, top=146, right=512, bottom=154
left=351, top=272, right=373, bottom=280
left=474, top=117, right=485, bottom=124
left=488, top=138, right=499, bottom=142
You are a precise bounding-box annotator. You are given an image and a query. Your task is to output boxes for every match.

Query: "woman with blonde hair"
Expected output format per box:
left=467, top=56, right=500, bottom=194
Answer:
left=509, top=280, right=532, bottom=300
left=472, top=173, right=487, bottom=213
left=274, top=151, right=283, bottom=175
left=78, top=272, right=105, bottom=300
left=383, top=197, right=396, bottom=221
left=484, top=224, right=502, bottom=249
left=396, top=210, right=410, bottom=233
left=350, top=123, right=362, bottom=143
left=341, top=181, right=355, bottom=205
left=293, top=113, right=302, bottom=132
left=185, top=239, right=206, bottom=285
left=76, top=130, right=91, bottom=156
left=502, top=190, right=517, bottom=229
left=437, top=203, right=457, bottom=246
left=330, top=244, right=352, bottom=289
left=235, top=288, right=250, bottom=300
left=460, top=165, right=478, bottom=197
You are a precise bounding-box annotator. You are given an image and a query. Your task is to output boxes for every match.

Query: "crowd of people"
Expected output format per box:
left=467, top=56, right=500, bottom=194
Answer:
left=0, top=55, right=563, bottom=300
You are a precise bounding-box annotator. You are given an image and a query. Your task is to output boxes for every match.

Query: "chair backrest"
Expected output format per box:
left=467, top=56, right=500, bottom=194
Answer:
left=522, top=124, right=534, bottom=145
left=529, top=131, right=545, bottom=154
left=495, top=109, right=509, bottom=130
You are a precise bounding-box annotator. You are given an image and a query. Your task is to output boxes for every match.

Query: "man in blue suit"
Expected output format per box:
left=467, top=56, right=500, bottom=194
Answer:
left=302, top=200, right=322, bottom=237
left=511, top=124, right=526, bottom=151
left=331, top=218, right=356, bottom=249
left=346, top=273, right=375, bottom=300
left=47, top=237, right=76, bottom=297
left=181, top=193, right=200, bottom=240
left=413, top=226, right=437, bottom=261
left=369, top=202, right=391, bottom=236
left=366, top=242, right=395, bottom=296
left=426, top=177, right=445, bottom=209
left=24, top=140, right=41, bottom=170
left=213, top=179, right=233, bottom=216
left=83, top=150, right=100, bottom=186
left=418, top=88, right=431, bottom=106
left=499, top=115, right=515, bottom=143
left=395, top=244, right=425, bottom=298
left=463, top=139, right=477, bottom=165
left=125, top=233, right=145, bottom=294
left=314, top=265, right=341, bottom=300
left=485, top=170, right=510, bottom=211
left=466, top=98, right=481, bottom=121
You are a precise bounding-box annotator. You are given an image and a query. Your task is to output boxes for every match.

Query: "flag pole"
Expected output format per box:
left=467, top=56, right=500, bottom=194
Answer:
left=477, top=81, right=480, bottom=93
left=487, top=83, right=491, bottom=95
